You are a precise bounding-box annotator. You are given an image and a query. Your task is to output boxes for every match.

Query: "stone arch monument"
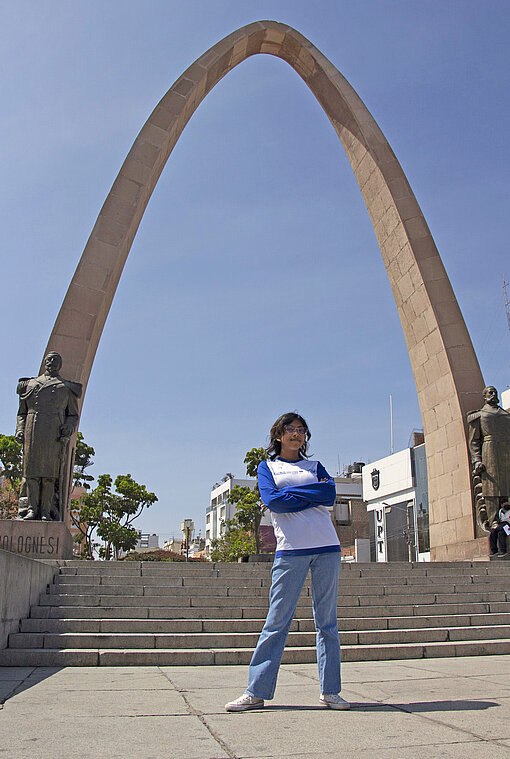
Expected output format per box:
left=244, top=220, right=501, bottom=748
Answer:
left=42, top=21, right=485, bottom=560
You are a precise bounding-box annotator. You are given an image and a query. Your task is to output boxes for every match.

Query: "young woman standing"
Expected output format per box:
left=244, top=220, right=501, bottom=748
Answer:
left=225, top=412, right=349, bottom=711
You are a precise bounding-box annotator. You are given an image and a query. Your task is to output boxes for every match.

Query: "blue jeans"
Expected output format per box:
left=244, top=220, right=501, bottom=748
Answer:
left=247, top=551, right=342, bottom=700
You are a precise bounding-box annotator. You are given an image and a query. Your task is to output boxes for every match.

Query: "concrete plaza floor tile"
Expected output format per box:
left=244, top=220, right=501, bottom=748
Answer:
left=400, top=656, right=510, bottom=676
left=341, top=661, right=448, bottom=683
left=41, top=664, right=166, bottom=681
left=183, top=684, right=372, bottom=715
left=3, top=687, right=189, bottom=717
left=475, top=673, right=510, bottom=688
left=20, top=666, right=175, bottom=691
left=158, top=664, right=313, bottom=690
left=204, top=707, right=476, bottom=756
left=0, top=714, right=229, bottom=759
left=273, top=664, right=324, bottom=686
left=351, top=675, right=510, bottom=702
left=0, top=666, right=38, bottom=680
left=240, top=744, right=510, bottom=759
left=392, top=695, right=510, bottom=741
left=347, top=677, right=510, bottom=742
left=0, top=667, right=60, bottom=700
left=1, top=659, right=510, bottom=758
left=368, top=746, right=510, bottom=759
left=0, top=680, right=20, bottom=700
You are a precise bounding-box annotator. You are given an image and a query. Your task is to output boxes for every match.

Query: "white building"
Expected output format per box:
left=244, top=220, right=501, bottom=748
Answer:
left=135, top=532, right=159, bottom=549
left=333, top=471, right=363, bottom=525
left=501, top=388, right=510, bottom=411
left=362, top=444, right=429, bottom=562
left=332, top=469, right=370, bottom=561
left=162, top=538, right=182, bottom=553
left=205, top=474, right=274, bottom=558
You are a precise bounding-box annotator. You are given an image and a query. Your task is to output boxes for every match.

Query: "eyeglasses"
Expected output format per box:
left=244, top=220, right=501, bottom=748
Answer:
left=284, top=425, right=307, bottom=435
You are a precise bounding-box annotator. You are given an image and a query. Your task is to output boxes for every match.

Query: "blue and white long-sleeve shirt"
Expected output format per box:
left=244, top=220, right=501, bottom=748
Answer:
left=257, top=458, right=340, bottom=557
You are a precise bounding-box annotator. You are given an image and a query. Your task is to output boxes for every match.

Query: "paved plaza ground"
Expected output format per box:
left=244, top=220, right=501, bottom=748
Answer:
left=1, top=655, right=510, bottom=758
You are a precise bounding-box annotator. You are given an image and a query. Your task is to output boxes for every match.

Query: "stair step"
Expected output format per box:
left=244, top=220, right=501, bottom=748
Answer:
left=52, top=574, right=509, bottom=588
left=9, top=625, right=510, bottom=651
left=8, top=631, right=316, bottom=649
left=2, top=638, right=510, bottom=667
left=38, top=591, right=509, bottom=608
left=57, top=562, right=505, bottom=576
left=50, top=580, right=510, bottom=595
left=21, top=612, right=510, bottom=634
left=27, top=600, right=510, bottom=619
left=3, top=560, right=509, bottom=666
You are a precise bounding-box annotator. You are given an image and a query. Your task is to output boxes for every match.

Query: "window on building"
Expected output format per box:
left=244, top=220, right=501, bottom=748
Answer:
left=334, top=498, right=351, bottom=525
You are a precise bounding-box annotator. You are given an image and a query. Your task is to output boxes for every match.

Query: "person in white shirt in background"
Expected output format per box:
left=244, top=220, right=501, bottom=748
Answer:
left=489, top=499, right=510, bottom=558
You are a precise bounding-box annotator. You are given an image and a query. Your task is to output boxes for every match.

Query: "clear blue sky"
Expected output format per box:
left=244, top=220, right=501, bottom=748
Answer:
left=1, top=1, right=509, bottom=541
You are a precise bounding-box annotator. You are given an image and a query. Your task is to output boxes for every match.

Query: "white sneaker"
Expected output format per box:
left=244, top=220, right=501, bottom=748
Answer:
left=225, top=693, right=265, bottom=712
left=320, top=693, right=350, bottom=710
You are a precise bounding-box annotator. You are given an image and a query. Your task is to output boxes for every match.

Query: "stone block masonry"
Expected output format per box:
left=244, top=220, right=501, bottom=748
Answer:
left=0, top=548, right=58, bottom=649
left=1, top=560, right=510, bottom=666
left=0, top=520, right=73, bottom=560
left=40, top=20, right=484, bottom=559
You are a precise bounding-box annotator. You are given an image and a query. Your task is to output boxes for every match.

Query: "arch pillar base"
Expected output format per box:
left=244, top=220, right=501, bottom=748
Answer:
left=431, top=536, right=489, bottom=562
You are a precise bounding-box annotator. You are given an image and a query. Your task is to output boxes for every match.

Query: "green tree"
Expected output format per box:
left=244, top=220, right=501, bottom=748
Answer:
left=227, top=447, right=268, bottom=554
left=90, top=473, right=158, bottom=560
left=71, top=471, right=157, bottom=560
left=209, top=518, right=256, bottom=562
left=0, top=434, right=23, bottom=519
left=209, top=447, right=268, bottom=561
left=70, top=433, right=97, bottom=557
left=244, top=447, right=267, bottom=478
left=70, top=494, right=103, bottom=559
left=228, top=485, right=265, bottom=554
left=73, top=432, right=95, bottom=490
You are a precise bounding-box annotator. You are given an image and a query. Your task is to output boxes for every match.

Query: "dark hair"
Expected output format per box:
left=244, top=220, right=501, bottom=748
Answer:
left=266, top=412, right=311, bottom=460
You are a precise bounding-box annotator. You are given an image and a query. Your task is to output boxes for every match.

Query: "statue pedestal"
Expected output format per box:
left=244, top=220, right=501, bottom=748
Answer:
left=0, top=520, right=73, bottom=559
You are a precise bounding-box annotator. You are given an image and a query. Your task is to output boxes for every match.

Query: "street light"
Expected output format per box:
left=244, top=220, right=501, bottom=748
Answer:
left=181, top=519, right=194, bottom=562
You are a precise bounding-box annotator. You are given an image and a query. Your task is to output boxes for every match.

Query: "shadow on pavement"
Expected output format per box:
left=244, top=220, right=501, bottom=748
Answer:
left=0, top=667, right=62, bottom=704
left=387, top=699, right=500, bottom=712
left=263, top=700, right=499, bottom=712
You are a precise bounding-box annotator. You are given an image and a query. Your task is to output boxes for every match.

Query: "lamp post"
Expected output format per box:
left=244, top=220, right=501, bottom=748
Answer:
left=181, top=519, right=194, bottom=562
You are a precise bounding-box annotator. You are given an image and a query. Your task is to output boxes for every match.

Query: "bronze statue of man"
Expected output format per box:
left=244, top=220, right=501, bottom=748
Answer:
left=15, top=352, right=82, bottom=521
left=468, top=386, right=510, bottom=530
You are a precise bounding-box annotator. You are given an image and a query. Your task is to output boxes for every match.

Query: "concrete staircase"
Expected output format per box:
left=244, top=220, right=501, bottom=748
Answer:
left=1, top=560, right=510, bottom=666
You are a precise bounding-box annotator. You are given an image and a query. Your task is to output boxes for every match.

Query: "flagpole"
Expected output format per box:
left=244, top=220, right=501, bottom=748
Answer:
left=390, top=394, right=394, bottom=454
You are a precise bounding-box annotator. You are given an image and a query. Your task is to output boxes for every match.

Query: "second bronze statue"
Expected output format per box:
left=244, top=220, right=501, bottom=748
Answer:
left=468, top=386, right=510, bottom=531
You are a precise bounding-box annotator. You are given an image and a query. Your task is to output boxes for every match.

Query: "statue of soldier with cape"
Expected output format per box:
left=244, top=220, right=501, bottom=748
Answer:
left=468, top=386, right=510, bottom=532
left=15, top=352, right=82, bottom=521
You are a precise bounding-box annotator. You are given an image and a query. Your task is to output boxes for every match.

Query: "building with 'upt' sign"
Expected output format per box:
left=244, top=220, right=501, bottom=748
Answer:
left=362, top=438, right=430, bottom=563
